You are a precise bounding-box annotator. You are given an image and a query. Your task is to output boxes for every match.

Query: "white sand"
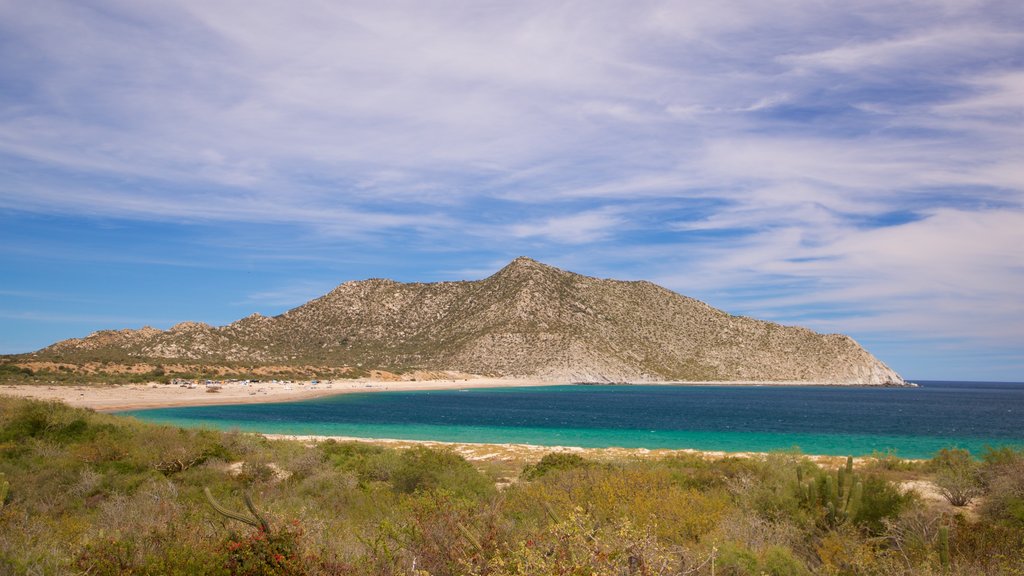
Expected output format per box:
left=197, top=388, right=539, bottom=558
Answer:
left=0, top=376, right=558, bottom=412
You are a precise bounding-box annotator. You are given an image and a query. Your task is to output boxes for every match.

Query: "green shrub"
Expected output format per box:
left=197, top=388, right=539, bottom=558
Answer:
left=520, top=452, right=591, bottom=480
left=0, top=363, right=34, bottom=381
left=978, top=448, right=1024, bottom=526
left=391, top=446, right=493, bottom=499
left=852, top=474, right=912, bottom=533
left=713, top=541, right=811, bottom=576
left=761, top=545, right=810, bottom=576
left=716, top=541, right=761, bottom=575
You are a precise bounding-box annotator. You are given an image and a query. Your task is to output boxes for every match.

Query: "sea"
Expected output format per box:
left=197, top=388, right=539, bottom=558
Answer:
left=119, top=381, right=1024, bottom=459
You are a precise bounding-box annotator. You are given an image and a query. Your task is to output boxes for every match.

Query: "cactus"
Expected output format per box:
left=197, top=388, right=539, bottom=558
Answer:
left=846, top=481, right=863, bottom=519
left=938, top=526, right=950, bottom=569
left=456, top=522, right=483, bottom=552
left=542, top=500, right=562, bottom=523
left=825, top=475, right=836, bottom=506
left=801, top=459, right=866, bottom=528
left=203, top=487, right=271, bottom=534
left=0, top=473, right=8, bottom=510
left=825, top=501, right=838, bottom=525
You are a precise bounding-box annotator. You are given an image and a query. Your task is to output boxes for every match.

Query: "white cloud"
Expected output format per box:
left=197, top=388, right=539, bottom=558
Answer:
left=508, top=209, right=626, bottom=244
left=779, top=25, right=1023, bottom=72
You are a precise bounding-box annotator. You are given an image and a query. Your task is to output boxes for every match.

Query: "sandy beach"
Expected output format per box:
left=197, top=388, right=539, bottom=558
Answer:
left=0, top=375, right=892, bottom=413
left=0, top=376, right=563, bottom=412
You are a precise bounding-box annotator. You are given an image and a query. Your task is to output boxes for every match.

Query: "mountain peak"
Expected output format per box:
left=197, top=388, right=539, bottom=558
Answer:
left=494, top=257, right=566, bottom=277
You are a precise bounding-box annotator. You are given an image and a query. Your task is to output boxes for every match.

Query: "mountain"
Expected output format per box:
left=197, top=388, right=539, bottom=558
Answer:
left=30, top=257, right=904, bottom=384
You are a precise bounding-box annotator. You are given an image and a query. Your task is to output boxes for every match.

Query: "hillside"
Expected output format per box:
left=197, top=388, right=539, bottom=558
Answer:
left=26, top=257, right=903, bottom=384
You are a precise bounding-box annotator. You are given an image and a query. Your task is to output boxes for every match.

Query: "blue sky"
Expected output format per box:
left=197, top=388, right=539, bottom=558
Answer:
left=2, top=0, right=1022, bottom=381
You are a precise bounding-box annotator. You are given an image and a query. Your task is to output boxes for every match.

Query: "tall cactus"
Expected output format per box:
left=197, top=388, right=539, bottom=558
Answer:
left=837, top=466, right=846, bottom=499
left=847, top=481, right=863, bottom=519
left=203, top=487, right=271, bottom=534
left=800, top=457, right=865, bottom=527
left=938, top=526, right=950, bottom=569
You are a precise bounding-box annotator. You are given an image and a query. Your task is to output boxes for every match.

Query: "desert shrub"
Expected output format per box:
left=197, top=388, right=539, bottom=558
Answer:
left=520, top=452, right=592, bottom=480
left=852, top=474, right=913, bottom=533
left=715, top=541, right=761, bottom=575
left=0, top=363, right=34, bottom=379
left=714, top=541, right=811, bottom=576
left=980, top=445, right=1023, bottom=470
left=74, top=538, right=137, bottom=576
left=947, top=514, right=1024, bottom=573
left=760, top=545, right=811, bottom=576
left=509, top=463, right=732, bottom=544
left=219, top=430, right=271, bottom=458
left=863, top=450, right=925, bottom=473
left=139, top=542, right=226, bottom=576
left=975, top=446, right=1024, bottom=527
left=717, top=511, right=803, bottom=558
left=74, top=426, right=130, bottom=464
left=0, top=400, right=96, bottom=444
left=391, top=446, right=493, bottom=499
left=239, top=460, right=278, bottom=485
left=219, top=527, right=306, bottom=576
left=277, top=444, right=326, bottom=480
left=880, top=507, right=948, bottom=568
left=397, top=490, right=494, bottom=576
left=736, top=454, right=808, bottom=524
left=814, top=524, right=894, bottom=576
left=930, top=448, right=982, bottom=507
left=320, top=441, right=393, bottom=482
left=485, top=507, right=680, bottom=576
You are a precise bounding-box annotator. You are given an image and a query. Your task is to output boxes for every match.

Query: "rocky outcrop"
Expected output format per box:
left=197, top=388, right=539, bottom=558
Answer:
left=34, top=257, right=904, bottom=385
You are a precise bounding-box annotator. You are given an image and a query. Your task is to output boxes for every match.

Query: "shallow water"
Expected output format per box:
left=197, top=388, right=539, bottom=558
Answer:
left=121, top=381, right=1024, bottom=459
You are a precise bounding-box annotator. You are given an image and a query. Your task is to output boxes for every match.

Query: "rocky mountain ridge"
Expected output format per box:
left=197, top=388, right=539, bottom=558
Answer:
left=32, top=257, right=904, bottom=385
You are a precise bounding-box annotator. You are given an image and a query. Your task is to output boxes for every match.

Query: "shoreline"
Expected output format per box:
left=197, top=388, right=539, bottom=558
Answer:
left=260, top=432, right=884, bottom=465
left=0, top=377, right=938, bottom=462
left=0, top=376, right=913, bottom=413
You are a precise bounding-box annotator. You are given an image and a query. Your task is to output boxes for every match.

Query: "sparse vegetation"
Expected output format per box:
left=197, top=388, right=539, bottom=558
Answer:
left=2, top=395, right=1023, bottom=574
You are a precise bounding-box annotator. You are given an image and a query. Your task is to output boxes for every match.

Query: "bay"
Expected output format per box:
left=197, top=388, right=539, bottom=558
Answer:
left=121, top=381, right=1024, bottom=459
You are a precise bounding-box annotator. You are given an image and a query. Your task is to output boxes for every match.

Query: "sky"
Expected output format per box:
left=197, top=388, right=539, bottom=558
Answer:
left=1, top=0, right=1022, bottom=381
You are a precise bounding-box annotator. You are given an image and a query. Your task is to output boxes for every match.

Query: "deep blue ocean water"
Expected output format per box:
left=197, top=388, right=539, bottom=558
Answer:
left=120, top=381, right=1024, bottom=459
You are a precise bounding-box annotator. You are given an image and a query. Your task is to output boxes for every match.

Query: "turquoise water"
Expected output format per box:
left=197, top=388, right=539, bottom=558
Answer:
left=121, top=381, right=1024, bottom=459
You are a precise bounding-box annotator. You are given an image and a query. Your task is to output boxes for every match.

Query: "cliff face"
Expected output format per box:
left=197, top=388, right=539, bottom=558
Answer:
left=35, top=257, right=904, bottom=384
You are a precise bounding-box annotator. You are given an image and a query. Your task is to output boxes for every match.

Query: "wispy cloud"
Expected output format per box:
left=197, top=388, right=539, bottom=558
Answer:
left=239, top=281, right=341, bottom=309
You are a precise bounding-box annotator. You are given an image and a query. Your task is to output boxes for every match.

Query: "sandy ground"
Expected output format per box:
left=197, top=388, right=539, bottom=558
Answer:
left=0, top=376, right=563, bottom=412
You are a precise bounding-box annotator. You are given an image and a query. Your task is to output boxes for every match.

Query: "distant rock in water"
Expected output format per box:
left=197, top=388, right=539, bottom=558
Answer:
left=33, top=257, right=904, bottom=385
